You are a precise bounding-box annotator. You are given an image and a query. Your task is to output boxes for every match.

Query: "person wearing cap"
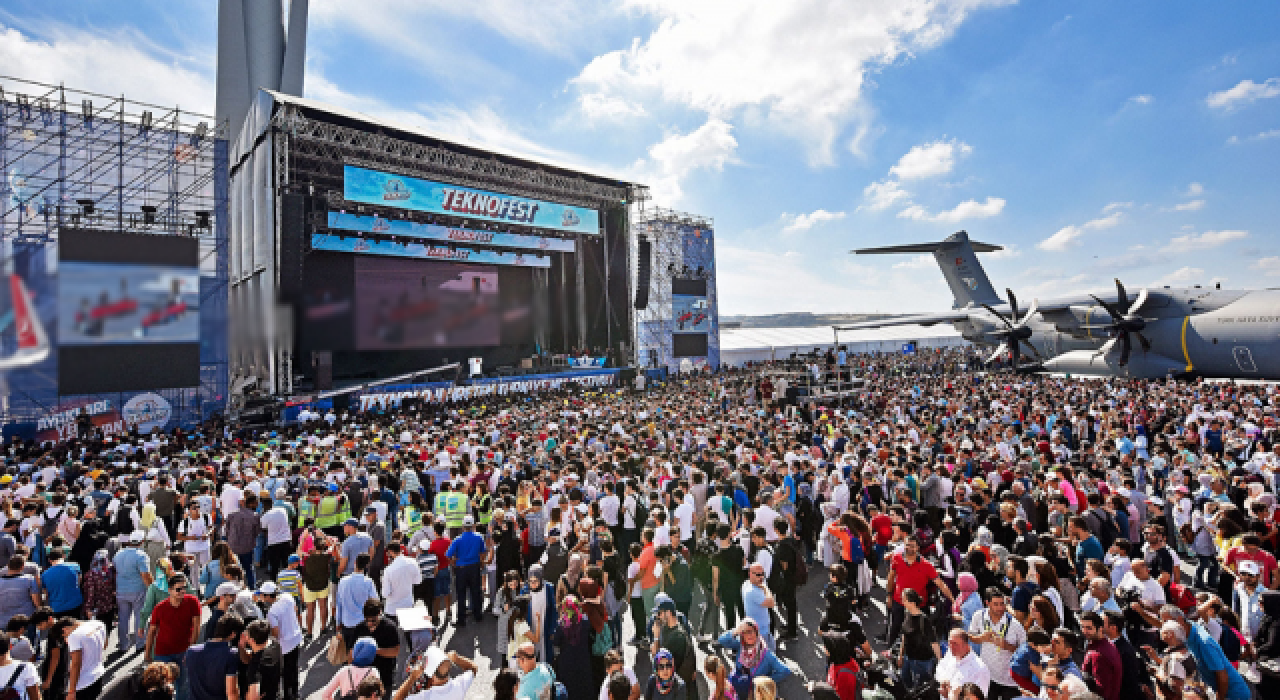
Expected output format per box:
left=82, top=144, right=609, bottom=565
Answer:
left=395, top=647, right=477, bottom=700
left=649, top=595, right=695, bottom=691
left=318, top=636, right=380, bottom=700
left=260, top=580, right=303, bottom=700
left=112, top=530, right=155, bottom=652
left=446, top=516, right=487, bottom=627
left=338, top=519, right=375, bottom=577
left=205, top=582, right=240, bottom=642
left=364, top=506, right=388, bottom=585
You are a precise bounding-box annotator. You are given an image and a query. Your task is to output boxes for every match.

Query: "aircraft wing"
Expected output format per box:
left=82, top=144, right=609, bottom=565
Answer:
left=834, top=310, right=977, bottom=331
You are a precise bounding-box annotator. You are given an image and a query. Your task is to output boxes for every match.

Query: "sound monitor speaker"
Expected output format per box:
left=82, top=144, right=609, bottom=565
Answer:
left=279, top=193, right=308, bottom=301
left=633, top=237, right=651, bottom=309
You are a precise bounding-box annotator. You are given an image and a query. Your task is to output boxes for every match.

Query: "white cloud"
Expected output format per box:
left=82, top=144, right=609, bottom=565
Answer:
left=1104, top=201, right=1133, bottom=213
left=1228, top=128, right=1280, bottom=144
left=1163, top=229, right=1248, bottom=253
left=634, top=117, right=739, bottom=202
left=1128, top=94, right=1153, bottom=105
left=1253, top=257, right=1280, bottom=276
left=0, top=23, right=214, bottom=115
left=862, top=180, right=910, bottom=211
left=1206, top=78, right=1280, bottom=110
left=781, top=209, right=846, bottom=234
left=572, top=0, right=1013, bottom=164
left=898, top=197, right=1005, bottom=223
left=1173, top=199, right=1206, bottom=212
left=889, top=139, right=972, bottom=180
left=1037, top=208, right=1124, bottom=251
left=307, top=75, right=583, bottom=165
left=985, top=244, right=1021, bottom=260
left=578, top=93, right=646, bottom=120
left=893, top=254, right=935, bottom=270
left=1155, top=267, right=1206, bottom=286
left=1184, top=182, right=1204, bottom=197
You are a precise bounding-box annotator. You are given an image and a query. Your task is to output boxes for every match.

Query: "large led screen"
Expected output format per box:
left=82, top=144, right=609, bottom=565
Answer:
left=57, top=230, right=200, bottom=394
left=354, top=257, right=501, bottom=351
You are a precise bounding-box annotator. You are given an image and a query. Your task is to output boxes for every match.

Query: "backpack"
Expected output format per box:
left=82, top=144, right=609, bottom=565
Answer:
left=417, top=551, right=439, bottom=580
left=846, top=534, right=866, bottom=565
left=794, top=552, right=809, bottom=586
left=1088, top=509, right=1121, bottom=551
left=633, top=498, right=651, bottom=528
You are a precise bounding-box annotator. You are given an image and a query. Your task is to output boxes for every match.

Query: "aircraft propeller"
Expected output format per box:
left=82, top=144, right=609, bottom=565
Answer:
left=981, top=288, right=1040, bottom=368
left=1087, top=278, right=1151, bottom=366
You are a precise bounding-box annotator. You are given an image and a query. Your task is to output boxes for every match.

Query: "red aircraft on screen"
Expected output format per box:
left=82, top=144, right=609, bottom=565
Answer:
left=0, top=274, right=50, bottom=371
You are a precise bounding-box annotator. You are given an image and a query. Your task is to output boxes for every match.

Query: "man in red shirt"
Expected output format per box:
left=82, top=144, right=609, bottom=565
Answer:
left=1224, top=533, right=1279, bottom=588
left=146, top=572, right=201, bottom=693
left=1080, top=611, right=1123, bottom=700
left=427, top=522, right=454, bottom=625
left=884, top=536, right=953, bottom=647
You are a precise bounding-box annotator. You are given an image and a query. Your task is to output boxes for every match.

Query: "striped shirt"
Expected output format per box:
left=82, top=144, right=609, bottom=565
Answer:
left=277, top=568, right=302, bottom=598
left=525, top=510, right=548, bottom=547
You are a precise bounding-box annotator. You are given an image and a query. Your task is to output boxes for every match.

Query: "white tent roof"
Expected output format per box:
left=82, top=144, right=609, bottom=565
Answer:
left=722, top=324, right=963, bottom=350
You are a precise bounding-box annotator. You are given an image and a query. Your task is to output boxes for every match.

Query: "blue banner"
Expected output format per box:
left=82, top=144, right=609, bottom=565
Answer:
left=327, top=211, right=577, bottom=253
left=311, top=234, right=552, bottom=268
left=344, top=165, right=601, bottom=235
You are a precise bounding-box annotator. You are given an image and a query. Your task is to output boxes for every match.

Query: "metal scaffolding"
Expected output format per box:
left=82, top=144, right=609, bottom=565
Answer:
left=0, top=75, right=231, bottom=431
left=634, top=207, right=719, bottom=370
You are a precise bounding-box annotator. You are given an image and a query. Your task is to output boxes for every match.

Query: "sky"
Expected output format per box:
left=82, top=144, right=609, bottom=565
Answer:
left=2, top=0, right=1278, bottom=316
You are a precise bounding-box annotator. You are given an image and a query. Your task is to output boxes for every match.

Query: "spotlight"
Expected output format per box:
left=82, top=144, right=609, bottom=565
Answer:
left=77, top=199, right=96, bottom=217
left=81, top=99, right=94, bottom=128
left=190, top=122, right=208, bottom=147
left=139, top=111, right=153, bottom=133
left=141, top=205, right=157, bottom=225
left=195, top=210, right=211, bottom=229
left=696, top=266, right=704, bottom=277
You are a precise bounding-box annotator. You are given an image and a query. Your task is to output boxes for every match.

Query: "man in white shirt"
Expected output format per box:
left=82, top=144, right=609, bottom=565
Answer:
left=381, top=542, right=422, bottom=618
left=261, top=498, right=293, bottom=580
left=220, top=480, right=244, bottom=517
left=936, top=629, right=991, bottom=700
left=68, top=618, right=108, bottom=698
left=753, top=499, right=782, bottom=542
left=967, top=590, right=1024, bottom=700
left=672, top=489, right=695, bottom=548
left=261, top=581, right=303, bottom=699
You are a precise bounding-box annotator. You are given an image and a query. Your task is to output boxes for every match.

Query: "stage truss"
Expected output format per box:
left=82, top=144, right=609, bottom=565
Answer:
left=0, top=75, right=230, bottom=429
left=633, top=207, right=717, bottom=370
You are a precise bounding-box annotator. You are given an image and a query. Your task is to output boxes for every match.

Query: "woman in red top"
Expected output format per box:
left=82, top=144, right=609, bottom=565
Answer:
left=822, top=631, right=861, bottom=700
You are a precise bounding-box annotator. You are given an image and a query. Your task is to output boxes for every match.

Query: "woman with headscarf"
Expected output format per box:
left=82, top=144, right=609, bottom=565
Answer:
left=552, top=594, right=594, bottom=700
left=522, top=565, right=557, bottom=665
left=716, top=619, right=792, bottom=699
left=82, top=549, right=118, bottom=641
left=139, top=503, right=171, bottom=566
left=139, top=557, right=175, bottom=627
left=954, top=572, right=985, bottom=654
left=822, top=631, right=861, bottom=700
left=318, top=637, right=380, bottom=700
left=557, top=552, right=586, bottom=604
left=645, top=649, right=687, bottom=699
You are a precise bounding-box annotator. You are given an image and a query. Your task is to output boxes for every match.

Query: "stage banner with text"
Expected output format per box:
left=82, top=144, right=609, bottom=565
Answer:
left=344, top=165, right=601, bottom=235
left=311, top=234, right=552, bottom=268
left=327, top=212, right=576, bottom=253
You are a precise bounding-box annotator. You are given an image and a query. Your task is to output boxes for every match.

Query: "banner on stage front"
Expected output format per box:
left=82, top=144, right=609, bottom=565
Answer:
left=311, top=234, right=552, bottom=268
left=327, top=212, right=576, bottom=253
left=343, top=165, right=601, bottom=235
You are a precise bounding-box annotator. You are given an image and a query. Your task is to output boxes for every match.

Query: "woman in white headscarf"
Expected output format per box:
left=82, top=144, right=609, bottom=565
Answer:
left=139, top=502, right=171, bottom=565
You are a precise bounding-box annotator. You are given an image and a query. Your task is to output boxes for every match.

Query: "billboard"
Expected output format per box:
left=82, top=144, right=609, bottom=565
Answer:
left=312, top=234, right=552, bottom=268
left=343, top=165, right=601, bottom=235
left=57, top=230, right=201, bottom=394
left=673, top=294, right=710, bottom=331
left=327, top=212, right=576, bottom=253
left=353, top=257, right=501, bottom=351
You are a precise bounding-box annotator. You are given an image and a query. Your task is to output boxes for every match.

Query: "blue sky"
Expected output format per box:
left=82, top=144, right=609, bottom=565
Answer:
left=2, top=0, right=1278, bottom=315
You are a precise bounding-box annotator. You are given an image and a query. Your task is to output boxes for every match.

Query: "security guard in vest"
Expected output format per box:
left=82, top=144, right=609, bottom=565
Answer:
left=297, top=483, right=322, bottom=527
left=444, top=487, right=468, bottom=536
left=434, top=481, right=452, bottom=528
left=472, top=484, right=492, bottom=527
left=316, top=483, right=349, bottom=538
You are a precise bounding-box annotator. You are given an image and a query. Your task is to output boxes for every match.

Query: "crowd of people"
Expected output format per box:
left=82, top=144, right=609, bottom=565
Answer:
left=0, top=346, right=1279, bottom=700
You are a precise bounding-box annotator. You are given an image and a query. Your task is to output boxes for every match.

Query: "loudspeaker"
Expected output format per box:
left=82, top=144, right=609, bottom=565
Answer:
left=279, top=193, right=308, bottom=302
left=312, top=351, right=332, bottom=391
left=634, top=236, right=651, bottom=309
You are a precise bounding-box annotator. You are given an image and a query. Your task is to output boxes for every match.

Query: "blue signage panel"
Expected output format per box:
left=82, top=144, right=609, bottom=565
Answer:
left=327, top=211, right=576, bottom=253
left=343, top=165, right=601, bottom=235
left=311, top=234, right=552, bottom=268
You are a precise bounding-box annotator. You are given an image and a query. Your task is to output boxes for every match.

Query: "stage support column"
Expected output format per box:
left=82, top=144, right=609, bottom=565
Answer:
left=533, top=267, right=550, bottom=353
left=575, top=240, right=587, bottom=352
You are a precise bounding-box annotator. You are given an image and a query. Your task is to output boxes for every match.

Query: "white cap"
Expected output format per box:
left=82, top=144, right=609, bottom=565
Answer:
left=463, top=515, right=475, bottom=526
left=1239, top=560, right=1261, bottom=575
left=258, top=581, right=280, bottom=595
left=129, top=529, right=147, bottom=543
left=424, top=647, right=449, bottom=676
left=215, top=582, right=240, bottom=596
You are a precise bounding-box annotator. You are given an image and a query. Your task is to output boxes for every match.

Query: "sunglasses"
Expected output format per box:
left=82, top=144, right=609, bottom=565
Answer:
left=172, top=586, right=186, bottom=592
left=1044, top=685, right=1060, bottom=692
left=656, top=662, right=674, bottom=670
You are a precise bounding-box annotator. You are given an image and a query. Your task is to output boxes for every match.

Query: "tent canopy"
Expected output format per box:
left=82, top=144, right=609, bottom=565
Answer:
left=721, top=324, right=966, bottom=365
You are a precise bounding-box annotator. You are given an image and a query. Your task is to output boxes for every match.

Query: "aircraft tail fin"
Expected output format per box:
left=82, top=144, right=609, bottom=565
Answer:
left=853, top=230, right=1002, bottom=309
left=4, top=274, right=50, bottom=368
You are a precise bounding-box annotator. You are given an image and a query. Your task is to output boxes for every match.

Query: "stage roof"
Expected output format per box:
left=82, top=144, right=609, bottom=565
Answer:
left=231, top=89, right=638, bottom=189
left=722, top=324, right=964, bottom=350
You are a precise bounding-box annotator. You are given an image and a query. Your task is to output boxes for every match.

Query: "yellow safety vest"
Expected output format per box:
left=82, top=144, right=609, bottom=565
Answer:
left=297, top=499, right=317, bottom=527
left=474, top=494, right=492, bottom=525
left=434, top=493, right=449, bottom=521
left=444, top=492, right=468, bottom=528
left=405, top=507, right=423, bottom=535
left=316, top=496, right=342, bottom=528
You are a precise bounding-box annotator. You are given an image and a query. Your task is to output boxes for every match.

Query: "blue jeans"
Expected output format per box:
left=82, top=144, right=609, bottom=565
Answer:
left=901, top=657, right=937, bottom=690
left=1196, top=554, right=1220, bottom=589
left=155, top=652, right=188, bottom=700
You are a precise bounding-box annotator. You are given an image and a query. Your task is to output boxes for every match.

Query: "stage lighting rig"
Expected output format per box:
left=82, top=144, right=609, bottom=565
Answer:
left=191, top=122, right=208, bottom=147
left=139, top=111, right=153, bottom=134
left=141, top=205, right=158, bottom=225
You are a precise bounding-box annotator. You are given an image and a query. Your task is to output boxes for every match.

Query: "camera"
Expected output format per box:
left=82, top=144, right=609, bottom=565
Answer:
left=1114, top=585, right=1144, bottom=607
